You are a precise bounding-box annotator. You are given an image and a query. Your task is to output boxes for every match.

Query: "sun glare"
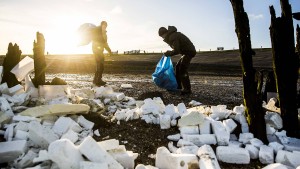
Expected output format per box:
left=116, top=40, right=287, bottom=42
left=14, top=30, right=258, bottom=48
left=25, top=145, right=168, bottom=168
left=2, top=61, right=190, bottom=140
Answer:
left=43, top=16, right=91, bottom=55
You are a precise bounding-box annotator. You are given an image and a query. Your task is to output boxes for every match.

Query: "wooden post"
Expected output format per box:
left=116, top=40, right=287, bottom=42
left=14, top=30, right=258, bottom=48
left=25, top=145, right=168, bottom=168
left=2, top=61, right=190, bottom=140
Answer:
left=33, top=32, right=46, bottom=86
left=269, top=0, right=299, bottom=137
left=296, top=25, right=300, bottom=53
left=230, top=0, right=267, bottom=142
left=2, top=43, right=21, bottom=87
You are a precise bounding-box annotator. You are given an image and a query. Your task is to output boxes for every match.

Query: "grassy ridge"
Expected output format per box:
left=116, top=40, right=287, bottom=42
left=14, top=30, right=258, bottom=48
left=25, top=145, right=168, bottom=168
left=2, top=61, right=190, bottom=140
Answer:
left=0, top=48, right=273, bottom=76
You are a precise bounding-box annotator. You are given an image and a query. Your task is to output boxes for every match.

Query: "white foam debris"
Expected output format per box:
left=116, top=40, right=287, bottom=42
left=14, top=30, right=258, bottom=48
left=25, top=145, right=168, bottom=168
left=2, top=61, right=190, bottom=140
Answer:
left=121, top=84, right=133, bottom=89
left=2, top=74, right=300, bottom=169
left=216, top=146, right=250, bottom=164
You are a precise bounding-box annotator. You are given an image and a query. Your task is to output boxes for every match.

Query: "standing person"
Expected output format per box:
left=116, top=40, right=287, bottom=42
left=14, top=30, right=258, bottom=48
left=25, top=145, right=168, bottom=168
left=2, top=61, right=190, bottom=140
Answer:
left=158, top=26, right=196, bottom=95
left=92, top=20, right=112, bottom=86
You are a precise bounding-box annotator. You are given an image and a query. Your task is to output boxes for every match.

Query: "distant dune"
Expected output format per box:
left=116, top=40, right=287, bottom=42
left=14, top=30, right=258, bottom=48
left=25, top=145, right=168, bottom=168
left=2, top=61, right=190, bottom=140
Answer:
left=0, top=48, right=273, bottom=76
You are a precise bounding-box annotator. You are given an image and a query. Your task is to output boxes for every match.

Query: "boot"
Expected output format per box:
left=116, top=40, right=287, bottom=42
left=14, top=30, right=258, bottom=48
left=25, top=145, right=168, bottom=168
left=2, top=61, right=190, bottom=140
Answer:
left=180, top=75, right=192, bottom=95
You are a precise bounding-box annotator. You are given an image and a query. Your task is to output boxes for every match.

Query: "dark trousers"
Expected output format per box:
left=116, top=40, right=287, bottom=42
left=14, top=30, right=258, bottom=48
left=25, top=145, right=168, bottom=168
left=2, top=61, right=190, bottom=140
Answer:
left=93, top=47, right=105, bottom=84
left=175, top=55, right=193, bottom=91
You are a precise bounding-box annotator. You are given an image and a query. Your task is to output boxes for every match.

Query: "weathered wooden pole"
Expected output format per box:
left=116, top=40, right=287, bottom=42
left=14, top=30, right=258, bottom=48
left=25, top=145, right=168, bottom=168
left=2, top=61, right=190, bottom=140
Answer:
left=297, top=25, right=300, bottom=53
left=33, top=32, right=46, bottom=86
left=269, top=0, right=299, bottom=137
left=2, top=43, right=21, bottom=87
left=230, top=0, right=267, bottom=142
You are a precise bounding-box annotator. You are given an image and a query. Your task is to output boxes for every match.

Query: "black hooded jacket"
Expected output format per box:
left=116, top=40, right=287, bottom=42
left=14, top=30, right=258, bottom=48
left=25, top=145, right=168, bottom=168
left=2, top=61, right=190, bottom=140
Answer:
left=163, top=26, right=196, bottom=57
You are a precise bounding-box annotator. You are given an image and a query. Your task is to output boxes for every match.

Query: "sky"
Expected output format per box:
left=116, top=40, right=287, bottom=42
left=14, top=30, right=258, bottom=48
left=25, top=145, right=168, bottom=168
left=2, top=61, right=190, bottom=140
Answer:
left=0, top=0, right=300, bottom=55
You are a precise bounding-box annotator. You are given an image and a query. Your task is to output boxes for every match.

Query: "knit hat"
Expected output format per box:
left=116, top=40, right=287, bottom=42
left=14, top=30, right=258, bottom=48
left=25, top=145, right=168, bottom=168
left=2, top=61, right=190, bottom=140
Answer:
left=158, top=27, right=168, bottom=36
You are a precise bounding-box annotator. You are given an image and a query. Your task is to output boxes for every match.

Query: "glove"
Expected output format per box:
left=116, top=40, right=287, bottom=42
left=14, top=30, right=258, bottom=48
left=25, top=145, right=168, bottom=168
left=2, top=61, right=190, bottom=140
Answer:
left=164, top=50, right=173, bottom=57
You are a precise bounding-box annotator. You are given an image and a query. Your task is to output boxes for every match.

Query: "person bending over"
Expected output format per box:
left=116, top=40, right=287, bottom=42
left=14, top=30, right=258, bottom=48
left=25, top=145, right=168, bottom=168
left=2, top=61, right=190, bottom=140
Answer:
left=158, top=26, right=196, bottom=95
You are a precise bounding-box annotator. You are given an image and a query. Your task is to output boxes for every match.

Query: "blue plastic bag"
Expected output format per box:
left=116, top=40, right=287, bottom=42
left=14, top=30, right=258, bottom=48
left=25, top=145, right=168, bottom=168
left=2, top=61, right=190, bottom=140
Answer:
left=152, top=56, right=178, bottom=90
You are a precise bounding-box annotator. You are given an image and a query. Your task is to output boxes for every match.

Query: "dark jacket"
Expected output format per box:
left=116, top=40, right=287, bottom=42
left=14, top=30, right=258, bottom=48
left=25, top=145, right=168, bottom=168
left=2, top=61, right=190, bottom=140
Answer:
left=92, top=26, right=111, bottom=54
left=164, top=26, right=196, bottom=57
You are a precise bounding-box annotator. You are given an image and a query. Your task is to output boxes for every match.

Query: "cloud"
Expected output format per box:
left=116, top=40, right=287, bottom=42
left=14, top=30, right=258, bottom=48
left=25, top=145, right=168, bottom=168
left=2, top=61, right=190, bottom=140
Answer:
left=248, top=14, right=264, bottom=20
left=111, top=6, right=122, bottom=14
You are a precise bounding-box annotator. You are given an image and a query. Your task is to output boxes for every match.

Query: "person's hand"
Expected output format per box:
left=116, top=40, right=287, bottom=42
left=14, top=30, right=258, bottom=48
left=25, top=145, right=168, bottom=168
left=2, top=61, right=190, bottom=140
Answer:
left=164, top=50, right=172, bottom=57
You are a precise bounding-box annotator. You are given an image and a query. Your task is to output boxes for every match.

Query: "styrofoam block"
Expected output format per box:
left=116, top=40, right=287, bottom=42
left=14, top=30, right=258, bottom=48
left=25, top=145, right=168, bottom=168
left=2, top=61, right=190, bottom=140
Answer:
left=120, top=83, right=133, bottom=89
left=33, top=150, right=49, bottom=163
left=179, top=126, right=199, bottom=135
left=165, top=104, right=180, bottom=120
left=265, top=111, right=283, bottom=129
left=216, top=146, right=250, bottom=164
left=171, top=119, right=177, bottom=127
left=177, top=103, right=187, bottom=115
left=168, top=141, right=178, bottom=153
left=199, top=118, right=211, bottom=134
left=239, top=133, right=254, bottom=144
left=94, top=86, right=114, bottom=98
left=276, top=150, right=300, bottom=168
left=210, top=105, right=231, bottom=120
left=14, top=130, right=29, bottom=140
left=109, top=150, right=138, bottom=169
left=245, top=144, right=259, bottom=159
left=0, top=82, right=9, bottom=94
left=4, top=123, right=14, bottom=141
left=24, top=74, right=35, bottom=92
left=0, top=140, right=27, bottom=163
left=222, top=119, right=237, bottom=133
left=39, top=85, right=70, bottom=100
left=178, top=111, right=205, bottom=127
left=228, top=141, right=243, bottom=148
left=241, top=122, right=249, bottom=133
left=211, top=121, right=229, bottom=146
left=27, top=87, right=39, bottom=98
left=176, top=145, right=199, bottom=155
left=230, top=134, right=238, bottom=141
left=135, top=164, right=158, bottom=169
left=140, top=98, right=164, bottom=115
left=268, top=142, right=284, bottom=154
left=182, top=134, right=217, bottom=146
left=0, top=97, right=14, bottom=116
left=28, top=121, right=59, bottom=148
left=266, top=124, right=277, bottom=135
left=188, top=100, right=202, bottom=107
left=259, top=145, right=274, bottom=164
left=52, top=116, right=82, bottom=136
left=177, top=139, right=196, bottom=147
left=262, top=163, right=293, bottom=169
left=167, top=133, right=181, bottom=142
left=9, top=84, right=24, bottom=95
left=48, top=139, right=84, bottom=169
left=160, top=115, right=171, bottom=129
left=250, top=138, right=264, bottom=148
left=80, top=161, right=108, bottom=169
left=198, top=145, right=221, bottom=169
left=13, top=115, right=37, bottom=122
left=78, top=136, right=123, bottom=169
left=10, top=56, right=34, bottom=81
left=16, top=149, right=38, bottom=168
left=107, top=92, right=125, bottom=101
left=155, top=146, right=198, bottom=169
left=233, top=105, right=245, bottom=114
left=61, top=129, right=79, bottom=143
left=234, top=113, right=247, bottom=124
left=97, top=139, right=120, bottom=151
left=0, top=111, right=11, bottom=126
left=77, top=115, right=94, bottom=129
left=281, top=136, right=300, bottom=152
left=20, top=104, right=90, bottom=117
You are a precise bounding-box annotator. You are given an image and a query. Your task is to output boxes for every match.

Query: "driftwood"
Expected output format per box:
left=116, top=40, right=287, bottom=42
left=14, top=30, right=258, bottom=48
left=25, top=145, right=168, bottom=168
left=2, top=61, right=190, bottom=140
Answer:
left=230, top=0, right=267, bottom=142
left=2, top=43, right=21, bottom=87
left=33, top=32, right=46, bottom=87
left=269, top=0, right=299, bottom=137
